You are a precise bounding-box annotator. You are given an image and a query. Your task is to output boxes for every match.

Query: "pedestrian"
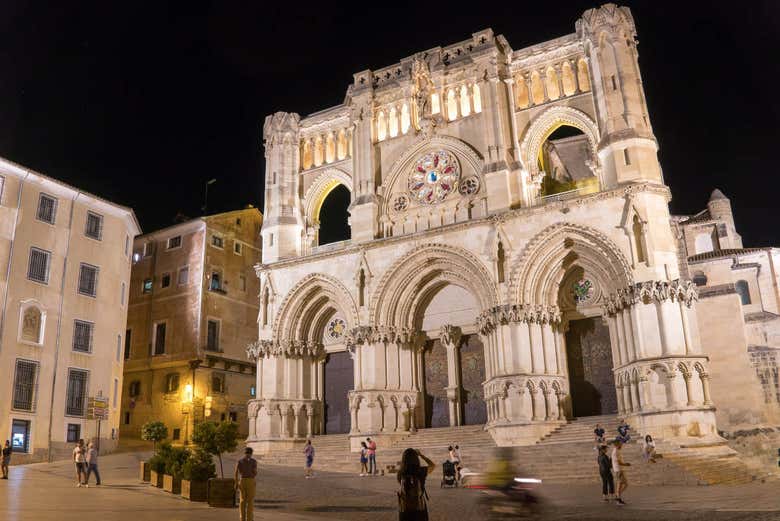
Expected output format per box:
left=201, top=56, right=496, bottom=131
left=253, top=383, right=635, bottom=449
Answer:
left=616, top=419, right=630, bottom=444
left=448, top=445, right=460, bottom=480
left=597, top=444, right=614, bottom=502
left=642, top=435, right=657, bottom=463
left=397, top=448, right=435, bottom=521
left=234, top=447, right=257, bottom=521
left=1, top=440, right=10, bottom=479
left=73, top=439, right=87, bottom=487
left=611, top=440, right=630, bottom=505
left=594, top=423, right=606, bottom=446
left=85, top=441, right=101, bottom=486
left=367, top=437, right=377, bottom=475
left=359, top=441, right=369, bottom=476
left=303, top=439, right=315, bottom=478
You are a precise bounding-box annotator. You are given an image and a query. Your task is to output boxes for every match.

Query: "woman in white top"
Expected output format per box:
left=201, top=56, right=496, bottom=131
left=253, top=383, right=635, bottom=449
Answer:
left=642, top=435, right=657, bottom=463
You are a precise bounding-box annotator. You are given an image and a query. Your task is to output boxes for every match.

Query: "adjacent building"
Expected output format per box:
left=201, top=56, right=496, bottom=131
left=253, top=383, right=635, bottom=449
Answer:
left=0, top=156, right=140, bottom=462
left=121, top=208, right=262, bottom=442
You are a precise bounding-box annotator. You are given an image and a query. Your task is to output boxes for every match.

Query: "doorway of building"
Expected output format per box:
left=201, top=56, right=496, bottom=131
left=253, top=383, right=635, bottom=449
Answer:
left=11, top=419, right=31, bottom=453
left=460, top=334, right=488, bottom=425
left=323, top=351, right=353, bottom=434
left=565, top=317, right=618, bottom=416
left=423, top=339, right=450, bottom=428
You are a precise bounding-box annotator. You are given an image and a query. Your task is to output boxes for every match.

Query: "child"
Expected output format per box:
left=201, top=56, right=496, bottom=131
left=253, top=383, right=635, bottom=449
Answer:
left=359, top=441, right=369, bottom=476
left=597, top=444, right=614, bottom=502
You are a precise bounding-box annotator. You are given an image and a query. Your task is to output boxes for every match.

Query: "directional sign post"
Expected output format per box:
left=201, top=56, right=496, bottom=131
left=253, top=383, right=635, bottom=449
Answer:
left=87, top=396, right=110, bottom=451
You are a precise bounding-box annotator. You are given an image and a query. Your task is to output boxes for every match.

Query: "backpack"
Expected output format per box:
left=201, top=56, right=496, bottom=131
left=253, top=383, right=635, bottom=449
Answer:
left=398, top=474, right=428, bottom=514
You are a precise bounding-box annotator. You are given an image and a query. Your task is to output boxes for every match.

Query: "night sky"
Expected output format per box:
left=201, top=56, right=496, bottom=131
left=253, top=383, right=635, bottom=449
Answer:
left=1, top=1, right=778, bottom=245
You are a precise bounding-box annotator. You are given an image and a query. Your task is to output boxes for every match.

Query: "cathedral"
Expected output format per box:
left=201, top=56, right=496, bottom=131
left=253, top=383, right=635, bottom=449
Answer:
left=245, top=4, right=780, bottom=454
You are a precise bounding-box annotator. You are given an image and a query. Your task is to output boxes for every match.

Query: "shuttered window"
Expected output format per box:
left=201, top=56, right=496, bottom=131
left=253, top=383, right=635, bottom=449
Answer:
left=27, top=247, right=51, bottom=284
left=78, top=263, right=99, bottom=297
left=85, top=211, right=103, bottom=240
left=36, top=193, right=58, bottom=224
left=73, top=320, right=94, bottom=353
left=124, top=329, right=132, bottom=360
left=154, top=322, right=166, bottom=355
left=207, top=320, right=219, bottom=351
left=178, top=266, right=189, bottom=285
left=66, top=369, right=89, bottom=417
left=12, top=360, right=39, bottom=411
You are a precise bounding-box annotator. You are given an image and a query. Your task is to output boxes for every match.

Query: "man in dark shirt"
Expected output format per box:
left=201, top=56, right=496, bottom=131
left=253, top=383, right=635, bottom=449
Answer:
left=1, top=440, right=11, bottom=479
left=234, top=447, right=258, bottom=521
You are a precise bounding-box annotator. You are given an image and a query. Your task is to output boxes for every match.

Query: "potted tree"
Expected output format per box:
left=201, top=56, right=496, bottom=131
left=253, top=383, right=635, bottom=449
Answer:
left=192, top=421, right=239, bottom=508
left=181, top=449, right=216, bottom=501
left=148, top=443, right=172, bottom=488
left=162, top=445, right=190, bottom=494
left=140, top=421, right=168, bottom=482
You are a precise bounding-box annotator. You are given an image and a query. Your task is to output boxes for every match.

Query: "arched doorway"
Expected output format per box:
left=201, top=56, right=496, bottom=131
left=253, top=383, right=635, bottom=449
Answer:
left=323, top=350, right=353, bottom=434
left=317, top=184, right=351, bottom=245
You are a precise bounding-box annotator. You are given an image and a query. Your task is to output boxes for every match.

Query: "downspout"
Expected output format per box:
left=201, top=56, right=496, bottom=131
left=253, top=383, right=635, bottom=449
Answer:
left=47, top=192, right=79, bottom=462
left=0, top=172, right=31, bottom=353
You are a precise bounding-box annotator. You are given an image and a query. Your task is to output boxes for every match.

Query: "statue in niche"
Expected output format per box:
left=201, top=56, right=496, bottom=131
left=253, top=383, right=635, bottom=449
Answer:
left=22, top=306, right=42, bottom=343
left=411, top=54, right=437, bottom=135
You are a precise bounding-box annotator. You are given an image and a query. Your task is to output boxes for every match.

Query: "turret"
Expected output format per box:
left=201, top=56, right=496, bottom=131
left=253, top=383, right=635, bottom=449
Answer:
left=261, top=112, right=304, bottom=262
left=707, top=189, right=742, bottom=249
left=577, top=4, right=663, bottom=187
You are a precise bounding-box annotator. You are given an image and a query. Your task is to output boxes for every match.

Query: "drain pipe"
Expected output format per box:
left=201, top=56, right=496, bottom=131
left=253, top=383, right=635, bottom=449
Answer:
left=0, top=172, right=30, bottom=353
left=46, top=192, right=79, bottom=462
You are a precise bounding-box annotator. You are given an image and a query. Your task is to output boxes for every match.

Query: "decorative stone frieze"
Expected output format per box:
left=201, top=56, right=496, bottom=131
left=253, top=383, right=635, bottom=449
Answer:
left=345, top=325, right=422, bottom=348
left=601, top=279, right=698, bottom=315
left=477, top=304, right=562, bottom=335
left=246, top=339, right=325, bottom=361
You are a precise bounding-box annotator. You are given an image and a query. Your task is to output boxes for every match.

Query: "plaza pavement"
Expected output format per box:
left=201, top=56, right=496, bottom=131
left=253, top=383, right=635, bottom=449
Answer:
left=1, top=450, right=779, bottom=521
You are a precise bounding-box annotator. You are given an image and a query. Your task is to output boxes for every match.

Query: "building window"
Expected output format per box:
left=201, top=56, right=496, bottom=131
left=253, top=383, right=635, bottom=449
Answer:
left=85, top=211, right=104, bottom=240
left=178, top=266, right=189, bottom=285
left=209, top=271, right=223, bottom=292
left=113, top=378, right=119, bottom=408
left=116, top=334, right=121, bottom=361
left=234, top=242, right=243, bottom=255
left=736, top=280, right=751, bottom=305
left=165, top=373, right=180, bottom=393
left=11, top=419, right=31, bottom=453
left=212, top=235, right=224, bottom=248
left=206, top=320, right=220, bottom=351
left=121, top=282, right=126, bottom=305
left=623, top=148, right=631, bottom=166
left=167, top=235, right=181, bottom=250
left=143, top=242, right=155, bottom=257
left=250, top=385, right=256, bottom=397
left=12, top=359, right=39, bottom=411
left=128, top=380, right=141, bottom=397
left=124, top=411, right=131, bottom=425
left=125, top=235, right=130, bottom=256
left=66, top=423, right=81, bottom=443
left=212, top=373, right=225, bottom=394
left=692, top=272, right=708, bottom=287
left=236, top=217, right=242, bottom=226
left=153, top=322, right=166, bottom=355
left=161, top=273, right=171, bottom=288
left=66, top=368, right=89, bottom=417
left=27, top=247, right=51, bottom=284
left=229, top=411, right=237, bottom=422
left=239, top=274, right=246, bottom=292
left=143, top=279, right=153, bottom=293
left=124, top=329, right=132, bottom=360
left=72, top=320, right=94, bottom=353
left=77, top=263, right=99, bottom=297
left=36, top=193, right=58, bottom=224
left=172, top=428, right=181, bottom=441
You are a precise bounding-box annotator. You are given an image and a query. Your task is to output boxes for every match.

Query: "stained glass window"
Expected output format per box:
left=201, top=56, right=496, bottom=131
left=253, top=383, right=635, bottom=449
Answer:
left=326, top=318, right=346, bottom=343
left=408, top=150, right=460, bottom=205
left=573, top=279, right=594, bottom=304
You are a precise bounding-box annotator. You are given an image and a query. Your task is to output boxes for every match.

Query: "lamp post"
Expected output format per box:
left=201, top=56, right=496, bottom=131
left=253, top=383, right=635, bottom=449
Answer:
left=184, top=359, right=202, bottom=445
left=202, top=179, right=217, bottom=214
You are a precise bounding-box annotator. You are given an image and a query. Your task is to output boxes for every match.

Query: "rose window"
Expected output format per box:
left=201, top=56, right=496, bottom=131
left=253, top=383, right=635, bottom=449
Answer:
left=408, top=150, right=460, bottom=204
left=326, top=318, right=346, bottom=341
left=459, top=176, right=480, bottom=196
left=393, top=195, right=409, bottom=212
left=573, top=279, right=594, bottom=304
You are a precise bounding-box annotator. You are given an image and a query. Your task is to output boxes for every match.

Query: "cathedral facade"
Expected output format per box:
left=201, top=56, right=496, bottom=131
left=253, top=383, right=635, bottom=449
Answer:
left=246, top=4, right=776, bottom=453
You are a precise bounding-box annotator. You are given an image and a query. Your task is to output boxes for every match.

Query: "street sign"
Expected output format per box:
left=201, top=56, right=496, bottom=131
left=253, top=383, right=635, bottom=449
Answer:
left=87, top=396, right=109, bottom=420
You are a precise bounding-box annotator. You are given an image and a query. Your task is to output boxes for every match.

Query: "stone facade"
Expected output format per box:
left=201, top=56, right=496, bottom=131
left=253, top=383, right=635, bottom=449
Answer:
left=0, top=156, right=140, bottom=462
left=246, top=4, right=735, bottom=453
left=121, top=208, right=261, bottom=442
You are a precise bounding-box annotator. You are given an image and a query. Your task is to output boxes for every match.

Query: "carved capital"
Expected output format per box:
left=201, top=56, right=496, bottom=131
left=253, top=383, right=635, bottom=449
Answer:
left=439, top=324, right=462, bottom=348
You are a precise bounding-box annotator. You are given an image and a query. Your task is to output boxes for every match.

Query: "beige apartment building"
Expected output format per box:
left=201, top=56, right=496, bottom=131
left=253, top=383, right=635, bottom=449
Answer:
left=121, top=208, right=261, bottom=442
left=0, top=156, right=140, bottom=463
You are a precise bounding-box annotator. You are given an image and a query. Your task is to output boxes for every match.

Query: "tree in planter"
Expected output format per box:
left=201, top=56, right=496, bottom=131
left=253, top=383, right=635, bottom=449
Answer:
left=164, top=446, right=191, bottom=477
left=191, top=421, right=239, bottom=477
left=148, top=442, right=173, bottom=475
left=181, top=449, right=217, bottom=482
left=141, top=421, right=168, bottom=452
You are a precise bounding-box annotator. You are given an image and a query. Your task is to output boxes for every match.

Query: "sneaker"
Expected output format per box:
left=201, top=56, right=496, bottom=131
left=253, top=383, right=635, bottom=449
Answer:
left=85, top=484, right=89, bottom=488
left=77, top=483, right=82, bottom=488
left=616, top=498, right=626, bottom=506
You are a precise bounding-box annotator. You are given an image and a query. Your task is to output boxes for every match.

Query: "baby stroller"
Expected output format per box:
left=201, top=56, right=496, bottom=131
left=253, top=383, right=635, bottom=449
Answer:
left=441, top=460, right=458, bottom=488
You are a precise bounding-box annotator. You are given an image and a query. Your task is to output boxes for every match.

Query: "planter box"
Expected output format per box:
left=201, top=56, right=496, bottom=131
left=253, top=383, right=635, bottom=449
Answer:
left=139, top=461, right=150, bottom=482
left=207, top=478, right=236, bottom=508
left=182, top=479, right=208, bottom=501
left=149, top=470, right=164, bottom=488
left=162, top=474, right=181, bottom=494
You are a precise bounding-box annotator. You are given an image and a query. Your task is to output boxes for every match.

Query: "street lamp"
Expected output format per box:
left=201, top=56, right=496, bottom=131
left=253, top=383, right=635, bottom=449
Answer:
left=183, top=359, right=202, bottom=445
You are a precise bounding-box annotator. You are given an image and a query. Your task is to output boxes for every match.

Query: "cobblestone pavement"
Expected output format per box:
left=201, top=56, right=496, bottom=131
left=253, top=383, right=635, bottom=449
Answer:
left=1, top=451, right=779, bottom=521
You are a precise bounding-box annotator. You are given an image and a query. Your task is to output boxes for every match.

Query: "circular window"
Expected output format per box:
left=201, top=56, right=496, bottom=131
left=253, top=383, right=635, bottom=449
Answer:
left=572, top=279, right=594, bottom=304
left=459, top=176, right=480, bottom=196
left=392, top=194, right=409, bottom=212
left=326, top=318, right=346, bottom=342
left=408, top=150, right=460, bottom=204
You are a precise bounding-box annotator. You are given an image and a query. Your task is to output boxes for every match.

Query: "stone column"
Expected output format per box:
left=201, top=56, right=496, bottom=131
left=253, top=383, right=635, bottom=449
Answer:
left=629, top=379, right=641, bottom=412
left=666, top=371, right=680, bottom=408
left=555, top=390, right=566, bottom=420
left=629, top=304, right=646, bottom=358
left=306, top=408, right=314, bottom=438
left=639, top=376, right=652, bottom=411
left=701, top=374, right=713, bottom=406
left=679, top=301, right=694, bottom=355
left=621, top=310, right=636, bottom=362
left=350, top=404, right=359, bottom=434
left=554, top=64, right=565, bottom=98
left=683, top=373, right=695, bottom=406
left=616, top=383, right=625, bottom=414
left=293, top=407, right=301, bottom=438
left=247, top=402, right=258, bottom=440
left=656, top=302, right=670, bottom=356
left=571, top=59, right=581, bottom=94
left=280, top=409, right=289, bottom=438
left=407, top=403, right=417, bottom=433
left=530, top=322, right=544, bottom=373
left=440, top=325, right=463, bottom=427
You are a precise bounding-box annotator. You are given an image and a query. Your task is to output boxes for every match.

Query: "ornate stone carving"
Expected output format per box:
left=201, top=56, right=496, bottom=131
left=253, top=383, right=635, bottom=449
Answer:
left=411, top=54, right=436, bottom=134
left=477, top=304, right=562, bottom=334
left=601, top=279, right=699, bottom=315
left=345, top=326, right=422, bottom=348
left=439, top=324, right=462, bottom=347
left=246, top=339, right=325, bottom=361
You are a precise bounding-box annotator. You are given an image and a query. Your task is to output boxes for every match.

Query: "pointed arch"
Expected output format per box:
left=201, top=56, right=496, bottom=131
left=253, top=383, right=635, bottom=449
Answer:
left=303, top=168, right=353, bottom=226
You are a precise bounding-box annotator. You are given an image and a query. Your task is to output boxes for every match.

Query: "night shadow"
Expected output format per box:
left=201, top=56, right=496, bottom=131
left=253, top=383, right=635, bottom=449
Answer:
left=305, top=506, right=395, bottom=512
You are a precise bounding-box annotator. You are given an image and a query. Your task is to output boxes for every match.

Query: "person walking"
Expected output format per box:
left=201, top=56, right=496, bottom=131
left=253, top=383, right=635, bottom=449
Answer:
left=1, top=440, right=11, bottom=479
left=85, top=441, right=101, bottom=486
left=73, top=439, right=87, bottom=487
left=597, top=445, right=614, bottom=502
left=642, top=435, right=657, bottom=463
left=611, top=440, right=630, bottom=505
left=234, top=447, right=258, bottom=521
left=359, top=441, right=369, bottom=476
left=616, top=420, right=631, bottom=444
left=397, top=448, right=435, bottom=521
left=367, top=437, right=377, bottom=475
left=303, top=439, right=315, bottom=478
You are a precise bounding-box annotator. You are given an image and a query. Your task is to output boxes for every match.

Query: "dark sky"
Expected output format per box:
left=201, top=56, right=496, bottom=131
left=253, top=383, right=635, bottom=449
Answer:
left=1, top=1, right=779, bottom=245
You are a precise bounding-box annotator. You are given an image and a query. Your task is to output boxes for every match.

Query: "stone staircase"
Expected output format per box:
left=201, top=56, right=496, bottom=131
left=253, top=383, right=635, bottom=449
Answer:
left=255, top=415, right=777, bottom=485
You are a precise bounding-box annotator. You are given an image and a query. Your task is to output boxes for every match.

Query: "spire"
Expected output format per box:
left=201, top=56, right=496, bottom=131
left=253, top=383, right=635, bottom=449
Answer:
left=709, top=189, right=728, bottom=202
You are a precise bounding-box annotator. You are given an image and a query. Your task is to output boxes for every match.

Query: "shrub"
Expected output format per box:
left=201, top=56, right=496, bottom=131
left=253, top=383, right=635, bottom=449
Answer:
left=141, top=421, right=168, bottom=452
left=164, top=446, right=191, bottom=477
left=181, top=449, right=217, bottom=482
left=148, top=442, right=172, bottom=474
left=192, top=421, right=240, bottom=478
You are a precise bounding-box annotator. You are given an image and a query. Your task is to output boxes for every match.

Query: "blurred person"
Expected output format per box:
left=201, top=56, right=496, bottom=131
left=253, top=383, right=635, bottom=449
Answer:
left=616, top=419, right=631, bottom=444
left=234, top=446, right=257, bottom=521
left=594, top=423, right=606, bottom=446
left=397, top=448, right=435, bottom=520
left=85, top=441, right=101, bottom=486
left=1, top=440, right=10, bottom=479
left=597, top=444, right=614, bottom=501
left=359, top=441, right=369, bottom=476
left=73, top=439, right=87, bottom=487
left=642, top=435, right=657, bottom=463
left=611, top=440, right=630, bottom=505
left=367, top=437, right=377, bottom=475
left=303, top=439, right=315, bottom=478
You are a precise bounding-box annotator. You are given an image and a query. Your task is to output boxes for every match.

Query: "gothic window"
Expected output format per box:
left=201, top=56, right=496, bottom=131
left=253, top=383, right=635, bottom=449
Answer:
left=446, top=89, right=457, bottom=121
left=389, top=107, right=399, bottom=137
left=515, top=77, right=530, bottom=109
left=325, top=317, right=346, bottom=344
left=735, top=280, right=751, bottom=305
left=458, top=176, right=480, bottom=196
left=472, top=83, right=482, bottom=113
left=262, top=287, right=270, bottom=327
left=376, top=111, right=387, bottom=142
left=21, top=306, right=43, bottom=344
left=561, top=61, right=576, bottom=96
left=577, top=59, right=591, bottom=92
left=632, top=215, right=646, bottom=263
left=430, top=93, right=440, bottom=115
left=392, top=194, right=409, bottom=212
left=408, top=150, right=460, bottom=205
left=497, top=242, right=506, bottom=283
left=545, top=67, right=560, bottom=100
left=530, top=71, right=545, bottom=104
left=400, top=104, right=411, bottom=134
left=459, top=85, right=471, bottom=117
left=573, top=279, right=594, bottom=304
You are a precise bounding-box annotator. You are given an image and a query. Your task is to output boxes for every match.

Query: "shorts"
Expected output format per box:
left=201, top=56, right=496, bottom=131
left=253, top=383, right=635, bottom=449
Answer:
left=75, top=462, right=86, bottom=472
left=614, top=470, right=627, bottom=487
left=305, top=456, right=313, bottom=468
left=2, top=456, right=10, bottom=466
left=360, top=458, right=368, bottom=464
